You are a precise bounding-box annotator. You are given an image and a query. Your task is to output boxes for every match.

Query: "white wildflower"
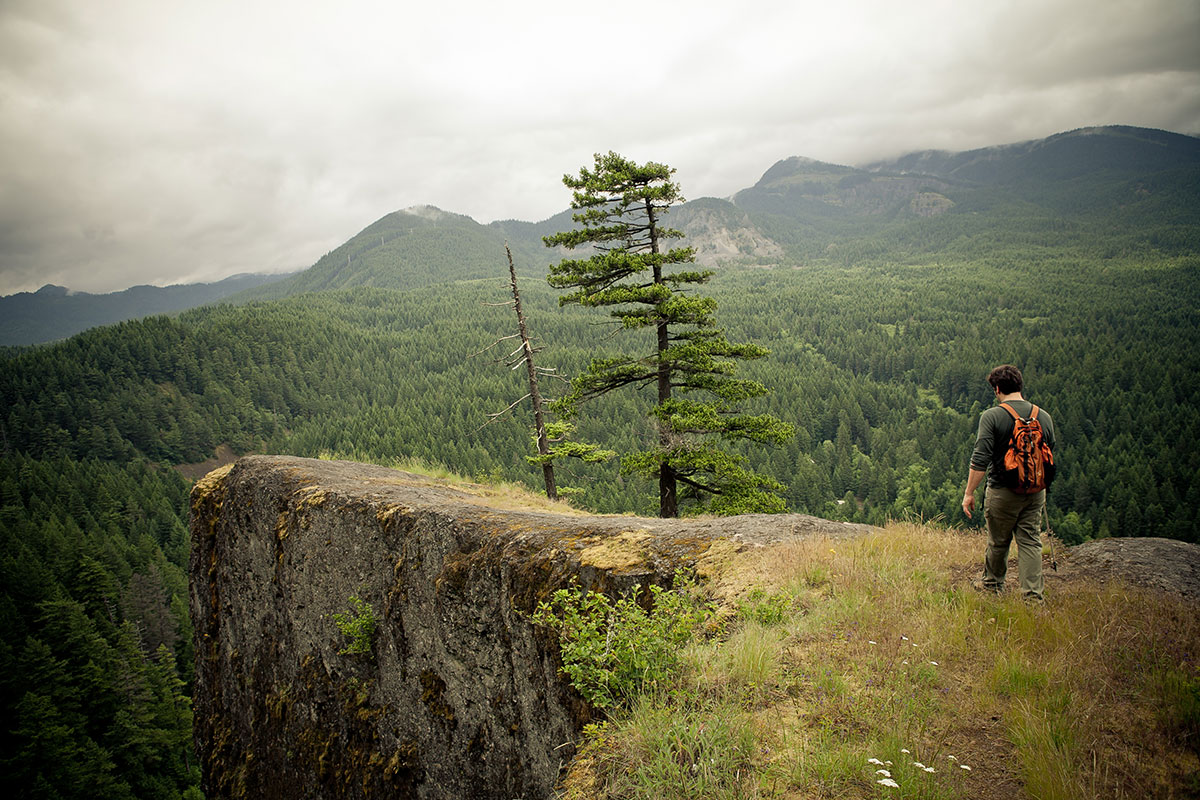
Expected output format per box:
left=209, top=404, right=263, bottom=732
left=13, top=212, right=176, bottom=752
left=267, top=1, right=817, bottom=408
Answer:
left=930, top=661, right=939, bottom=666
left=876, top=769, right=892, bottom=777
left=901, top=636, right=909, bottom=641
left=900, top=748, right=910, bottom=754
left=877, top=778, right=900, bottom=788
left=869, top=640, right=877, bottom=645
left=912, top=762, right=925, bottom=769
left=948, top=755, right=957, bottom=762
left=868, top=758, right=884, bottom=766
left=960, top=764, right=972, bottom=771
left=923, top=766, right=936, bottom=773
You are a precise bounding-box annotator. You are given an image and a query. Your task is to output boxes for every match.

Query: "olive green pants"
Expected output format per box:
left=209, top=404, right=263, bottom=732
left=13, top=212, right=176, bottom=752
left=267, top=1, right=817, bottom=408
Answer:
left=982, top=486, right=1045, bottom=600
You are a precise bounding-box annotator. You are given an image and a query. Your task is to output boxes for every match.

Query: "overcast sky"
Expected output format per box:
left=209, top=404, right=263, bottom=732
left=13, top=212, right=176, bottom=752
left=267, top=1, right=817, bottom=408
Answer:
left=1, top=0, right=1197, bottom=295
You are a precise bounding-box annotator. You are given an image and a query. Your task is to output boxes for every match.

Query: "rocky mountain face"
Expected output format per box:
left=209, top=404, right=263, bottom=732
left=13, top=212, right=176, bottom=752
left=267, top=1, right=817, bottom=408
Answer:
left=189, top=456, right=872, bottom=800
left=671, top=198, right=785, bottom=266
left=733, top=157, right=958, bottom=221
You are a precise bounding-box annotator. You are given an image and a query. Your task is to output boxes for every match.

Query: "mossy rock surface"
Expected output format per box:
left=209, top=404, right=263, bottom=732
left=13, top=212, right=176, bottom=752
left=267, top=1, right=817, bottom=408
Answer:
left=191, top=455, right=873, bottom=799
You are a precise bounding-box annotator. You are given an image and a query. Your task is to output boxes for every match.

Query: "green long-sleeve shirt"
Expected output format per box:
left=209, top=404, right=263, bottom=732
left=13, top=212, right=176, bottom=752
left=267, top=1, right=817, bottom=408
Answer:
left=970, top=400, right=1056, bottom=488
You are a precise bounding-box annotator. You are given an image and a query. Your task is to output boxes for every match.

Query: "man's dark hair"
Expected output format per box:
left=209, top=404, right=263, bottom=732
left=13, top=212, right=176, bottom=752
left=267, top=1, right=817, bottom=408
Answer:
left=987, top=364, right=1024, bottom=395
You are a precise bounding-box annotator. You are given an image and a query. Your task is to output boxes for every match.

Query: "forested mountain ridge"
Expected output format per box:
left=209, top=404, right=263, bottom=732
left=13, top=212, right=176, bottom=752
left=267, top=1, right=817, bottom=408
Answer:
left=735, top=125, right=1200, bottom=264
left=863, top=125, right=1200, bottom=187
left=232, top=197, right=785, bottom=302
left=7, top=125, right=1192, bottom=336
left=234, top=125, right=1200, bottom=302
left=4, top=256, right=1196, bottom=538
left=0, top=272, right=293, bottom=347
left=236, top=205, right=526, bottom=300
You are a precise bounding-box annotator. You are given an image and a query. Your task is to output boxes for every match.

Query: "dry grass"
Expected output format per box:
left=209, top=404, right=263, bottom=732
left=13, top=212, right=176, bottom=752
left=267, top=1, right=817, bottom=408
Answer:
left=316, top=450, right=595, bottom=514
left=559, top=521, right=1200, bottom=799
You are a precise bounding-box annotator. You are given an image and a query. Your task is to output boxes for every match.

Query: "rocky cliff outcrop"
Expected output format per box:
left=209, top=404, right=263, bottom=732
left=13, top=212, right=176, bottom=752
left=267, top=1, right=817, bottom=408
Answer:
left=1063, top=537, right=1200, bottom=599
left=190, top=456, right=872, bottom=800
left=674, top=199, right=785, bottom=266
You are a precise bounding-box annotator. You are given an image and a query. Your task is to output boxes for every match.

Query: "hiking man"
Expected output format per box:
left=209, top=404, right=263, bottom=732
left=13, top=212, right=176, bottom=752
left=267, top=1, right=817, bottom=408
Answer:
left=962, top=365, right=1055, bottom=601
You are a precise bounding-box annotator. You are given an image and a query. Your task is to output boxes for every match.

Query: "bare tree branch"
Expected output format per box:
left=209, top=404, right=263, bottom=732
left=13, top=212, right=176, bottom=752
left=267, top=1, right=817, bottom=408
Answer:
left=469, top=333, right=523, bottom=359
left=473, top=393, right=533, bottom=434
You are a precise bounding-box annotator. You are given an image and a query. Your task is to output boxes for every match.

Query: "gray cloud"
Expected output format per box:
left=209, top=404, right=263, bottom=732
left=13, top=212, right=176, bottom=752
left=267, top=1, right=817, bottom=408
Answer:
left=1, top=0, right=1197, bottom=294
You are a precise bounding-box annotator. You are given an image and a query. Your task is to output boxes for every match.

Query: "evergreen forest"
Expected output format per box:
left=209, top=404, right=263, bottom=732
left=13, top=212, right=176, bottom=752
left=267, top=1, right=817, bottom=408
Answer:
left=1, top=125, right=1198, bottom=797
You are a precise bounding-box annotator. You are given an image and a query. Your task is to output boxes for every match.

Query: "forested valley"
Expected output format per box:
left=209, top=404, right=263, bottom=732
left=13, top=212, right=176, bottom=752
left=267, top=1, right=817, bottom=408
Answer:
left=1, top=125, right=1198, bottom=796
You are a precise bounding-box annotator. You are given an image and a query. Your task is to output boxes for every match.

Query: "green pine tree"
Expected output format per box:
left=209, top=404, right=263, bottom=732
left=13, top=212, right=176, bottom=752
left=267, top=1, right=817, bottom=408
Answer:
left=544, top=152, right=793, bottom=517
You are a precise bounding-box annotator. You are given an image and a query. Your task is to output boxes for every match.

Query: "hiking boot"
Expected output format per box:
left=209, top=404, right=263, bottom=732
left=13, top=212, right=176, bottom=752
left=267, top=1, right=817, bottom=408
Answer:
left=971, top=578, right=1002, bottom=595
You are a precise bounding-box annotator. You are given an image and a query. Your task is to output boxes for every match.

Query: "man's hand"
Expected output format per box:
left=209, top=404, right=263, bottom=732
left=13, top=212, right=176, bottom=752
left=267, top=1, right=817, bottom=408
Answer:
left=963, top=467, right=986, bottom=519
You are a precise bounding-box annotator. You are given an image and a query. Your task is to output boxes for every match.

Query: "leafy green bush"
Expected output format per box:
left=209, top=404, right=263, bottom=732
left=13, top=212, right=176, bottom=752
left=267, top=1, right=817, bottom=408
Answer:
left=333, top=595, right=378, bottom=658
left=532, top=574, right=712, bottom=708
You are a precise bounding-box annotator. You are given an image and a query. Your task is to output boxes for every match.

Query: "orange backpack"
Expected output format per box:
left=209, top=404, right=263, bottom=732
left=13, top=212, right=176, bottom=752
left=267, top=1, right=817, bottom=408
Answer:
left=999, top=402, right=1055, bottom=494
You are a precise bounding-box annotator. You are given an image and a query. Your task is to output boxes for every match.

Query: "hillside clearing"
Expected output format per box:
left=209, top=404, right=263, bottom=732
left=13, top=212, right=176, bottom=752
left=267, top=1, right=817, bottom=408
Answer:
left=555, top=523, right=1200, bottom=799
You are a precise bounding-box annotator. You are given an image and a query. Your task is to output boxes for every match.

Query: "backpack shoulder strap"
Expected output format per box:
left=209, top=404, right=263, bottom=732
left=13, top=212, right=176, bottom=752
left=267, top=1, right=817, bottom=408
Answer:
left=999, top=402, right=1039, bottom=422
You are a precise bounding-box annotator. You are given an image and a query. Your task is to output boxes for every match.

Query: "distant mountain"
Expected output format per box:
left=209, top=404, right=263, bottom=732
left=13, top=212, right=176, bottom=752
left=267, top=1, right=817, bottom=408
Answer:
left=733, top=125, right=1200, bottom=260
left=237, top=124, right=1200, bottom=300
left=863, top=125, right=1200, bottom=185
left=862, top=125, right=1200, bottom=224
left=0, top=272, right=293, bottom=346
left=236, top=206, right=526, bottom=301
left=237, top=198, right=785, bottom=302
left=733, top=156, right=958, bottom=224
